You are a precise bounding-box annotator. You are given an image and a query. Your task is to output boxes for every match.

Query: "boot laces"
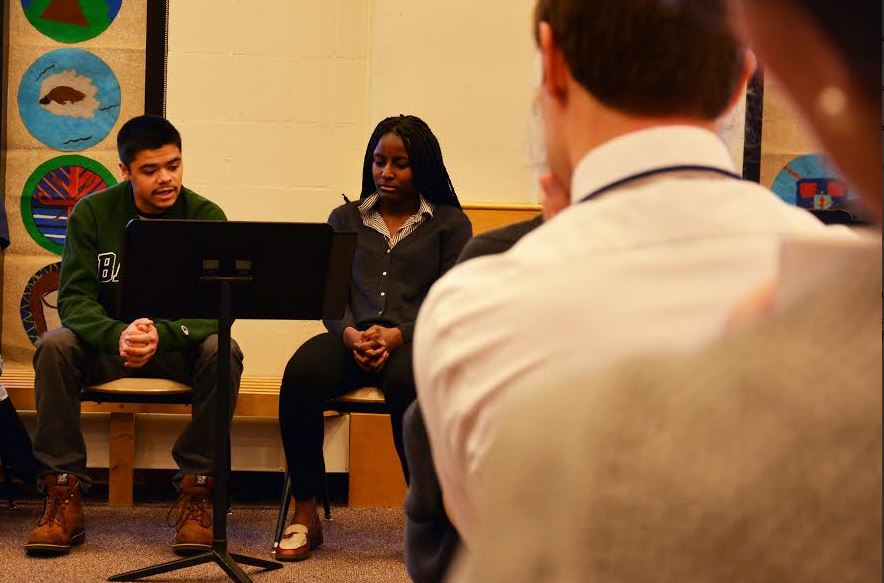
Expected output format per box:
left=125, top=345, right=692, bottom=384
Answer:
left=167, top=492, right=212, bottom=529
left=35, top=490, right=69, bottom=528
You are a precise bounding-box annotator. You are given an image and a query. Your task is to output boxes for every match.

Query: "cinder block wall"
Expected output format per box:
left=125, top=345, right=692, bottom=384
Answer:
left=166, top=0, right=539, bottom=377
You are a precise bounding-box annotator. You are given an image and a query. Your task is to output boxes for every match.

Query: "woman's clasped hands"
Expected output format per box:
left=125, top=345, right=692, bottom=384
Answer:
left=342, top=325, right=403, bottom=372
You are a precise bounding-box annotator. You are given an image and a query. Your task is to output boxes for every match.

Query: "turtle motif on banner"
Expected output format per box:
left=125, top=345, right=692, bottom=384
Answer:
left=18, top=48, right=121, bottom=151
left=21, top=0, right=123, bottom=44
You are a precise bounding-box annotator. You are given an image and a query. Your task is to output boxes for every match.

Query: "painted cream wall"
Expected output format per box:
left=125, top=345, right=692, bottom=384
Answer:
left=165, top=1, right=746, bottom=376
left=166, top=0, right=541, bottom=376
left=369, top=0, right=540, bottom=204
left=167, top=0, right=373, bottom=376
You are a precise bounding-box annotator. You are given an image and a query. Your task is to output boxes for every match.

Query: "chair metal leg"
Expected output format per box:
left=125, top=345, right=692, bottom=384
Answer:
left=272, top=472, right=293, bottom=551
left=320, top=454, right=331, bottom=520
left=273, top=459, right=329, bottom=554
left=3, top=459, right=15, bottom=510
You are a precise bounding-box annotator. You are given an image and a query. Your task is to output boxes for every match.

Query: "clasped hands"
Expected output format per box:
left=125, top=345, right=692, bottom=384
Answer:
left=119, top=317, right=159, bottom=368
left=343, top=325, right=403, bottom=373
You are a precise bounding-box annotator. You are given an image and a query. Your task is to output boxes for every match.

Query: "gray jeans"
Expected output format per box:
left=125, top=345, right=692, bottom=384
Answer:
left=31, top=327, right=243, bottom=491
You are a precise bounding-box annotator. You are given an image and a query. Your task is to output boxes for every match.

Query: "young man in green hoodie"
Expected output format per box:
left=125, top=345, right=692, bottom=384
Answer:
left=24, top=115, right=243, bottom=557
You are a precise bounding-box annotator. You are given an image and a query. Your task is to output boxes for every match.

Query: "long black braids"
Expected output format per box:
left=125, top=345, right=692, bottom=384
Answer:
left=360, top=115, right=462, bottom=209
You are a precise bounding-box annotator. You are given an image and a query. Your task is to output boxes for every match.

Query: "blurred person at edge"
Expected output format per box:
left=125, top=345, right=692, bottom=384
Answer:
left=456, top=0, right=881, bottom=581
left=413, top=0, right=852, bottom=550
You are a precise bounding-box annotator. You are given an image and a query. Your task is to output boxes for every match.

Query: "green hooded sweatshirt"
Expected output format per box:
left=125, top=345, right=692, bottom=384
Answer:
left=58, top=180, right=226, bottom=354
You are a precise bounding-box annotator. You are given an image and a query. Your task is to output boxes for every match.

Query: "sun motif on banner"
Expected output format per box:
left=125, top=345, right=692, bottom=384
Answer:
left=21, top=155, right=117, bottom=254
left=20, top=262, right=63, bottom=345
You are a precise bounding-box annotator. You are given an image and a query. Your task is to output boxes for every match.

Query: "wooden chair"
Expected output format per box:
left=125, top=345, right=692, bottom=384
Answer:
left=27, top=276, right=194, bottom=506
left=0, top=378, right=193, bottom=509
left=81, top=377, right=193, bottom=405
left=272, top=387, right=391, bottom=553
left=80, top=377, right=192, bottom=506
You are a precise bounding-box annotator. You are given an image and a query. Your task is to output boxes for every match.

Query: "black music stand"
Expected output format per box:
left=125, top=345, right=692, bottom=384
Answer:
left=107, top=220, right=356, bottom=583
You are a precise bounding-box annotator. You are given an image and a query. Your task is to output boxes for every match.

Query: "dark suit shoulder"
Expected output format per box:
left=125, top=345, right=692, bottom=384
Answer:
left=458, top=215, right=542, bottom=263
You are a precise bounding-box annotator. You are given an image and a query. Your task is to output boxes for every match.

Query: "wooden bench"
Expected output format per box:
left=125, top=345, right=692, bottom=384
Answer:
left=463, top=203, right=540, bottom=234
left=3, top=366, right=405, bottom=507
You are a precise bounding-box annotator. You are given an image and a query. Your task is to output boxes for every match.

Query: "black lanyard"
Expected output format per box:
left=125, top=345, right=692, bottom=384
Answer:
left=578, top=165, right=743, bottom=204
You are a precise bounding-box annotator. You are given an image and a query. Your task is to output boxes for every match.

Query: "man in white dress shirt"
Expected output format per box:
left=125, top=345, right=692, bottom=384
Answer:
left=413, top=0, right=845, bottom=546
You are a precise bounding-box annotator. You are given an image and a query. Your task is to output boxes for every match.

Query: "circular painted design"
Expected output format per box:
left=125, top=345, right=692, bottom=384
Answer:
left=18, top=48, right=121, bottom=151
left=770, top=153, right=852, bottom=211
left=20, top=262, right=63, bottom=345
left=21, top=155, right=117, bottom=254
left=21, top=0, right=123, bottom=44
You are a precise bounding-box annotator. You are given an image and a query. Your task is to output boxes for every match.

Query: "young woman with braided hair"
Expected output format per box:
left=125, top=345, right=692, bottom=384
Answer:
left=275, top=115, right=472, bottom=561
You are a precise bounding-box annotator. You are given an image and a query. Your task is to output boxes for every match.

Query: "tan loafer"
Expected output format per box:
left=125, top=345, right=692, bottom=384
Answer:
left=274, top=514, right=323, bottom=561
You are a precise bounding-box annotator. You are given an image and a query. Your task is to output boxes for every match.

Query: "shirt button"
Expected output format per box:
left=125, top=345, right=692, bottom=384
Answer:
left=381, top=292, right=386, bottom=297
left=382, top=272, right=387, bottom=276
left=378, top=311, right=383, bottom=316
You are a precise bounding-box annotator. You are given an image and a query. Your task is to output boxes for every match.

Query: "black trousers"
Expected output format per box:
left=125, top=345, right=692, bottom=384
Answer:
left=278, top=332, right=416, bottom=501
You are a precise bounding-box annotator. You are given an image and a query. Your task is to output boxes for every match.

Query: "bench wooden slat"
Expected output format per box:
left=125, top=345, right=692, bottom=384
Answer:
left=2, top=365, right=402, bottom=508
left=4, top=365, right=281, bottom=417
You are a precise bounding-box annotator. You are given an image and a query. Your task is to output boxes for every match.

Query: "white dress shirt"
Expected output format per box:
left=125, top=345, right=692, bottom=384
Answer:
left=413, top=126, right=849, bottom=546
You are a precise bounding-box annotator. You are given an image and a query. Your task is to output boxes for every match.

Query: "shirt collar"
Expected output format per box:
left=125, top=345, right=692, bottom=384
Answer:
left=358, top=193, right=379, bottom=217
left=359, top=192, right=435, bottom=218
left=416, top=194, right=435, bottom=218
left=569, top=126, right=737, bottom=205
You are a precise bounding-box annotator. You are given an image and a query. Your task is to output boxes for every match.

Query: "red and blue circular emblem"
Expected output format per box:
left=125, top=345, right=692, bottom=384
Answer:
left=21, top=154, right=117, bottom=254
left=770, top=153, right=852, bottom=211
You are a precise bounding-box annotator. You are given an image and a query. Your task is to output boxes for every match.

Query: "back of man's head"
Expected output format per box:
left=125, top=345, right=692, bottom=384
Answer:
left=117, top=115, right=182, bottom=167
left=534, top=0, right=745, bottom=120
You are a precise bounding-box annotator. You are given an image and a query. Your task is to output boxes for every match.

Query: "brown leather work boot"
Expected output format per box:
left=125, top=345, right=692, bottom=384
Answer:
left=24, top=473, right=85, bottom=555
left=168, top=474, right=214, bottom=555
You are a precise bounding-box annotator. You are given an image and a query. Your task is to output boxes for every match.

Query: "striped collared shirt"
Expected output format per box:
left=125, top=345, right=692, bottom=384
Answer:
left=358, top=193, right=435, bottom=248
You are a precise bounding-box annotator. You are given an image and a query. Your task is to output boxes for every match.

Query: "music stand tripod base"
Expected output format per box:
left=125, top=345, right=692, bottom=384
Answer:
left=109, top=220, right=356, bottom=582
left=108, top=281, right=281, bottom=582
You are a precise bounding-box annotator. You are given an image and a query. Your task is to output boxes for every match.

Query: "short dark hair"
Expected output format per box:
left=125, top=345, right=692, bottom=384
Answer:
left=534, top=0, right=745, bottom=120
left=116, top=115, right=182, bottom=166
left=361, top=115, right=462, bottom=209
